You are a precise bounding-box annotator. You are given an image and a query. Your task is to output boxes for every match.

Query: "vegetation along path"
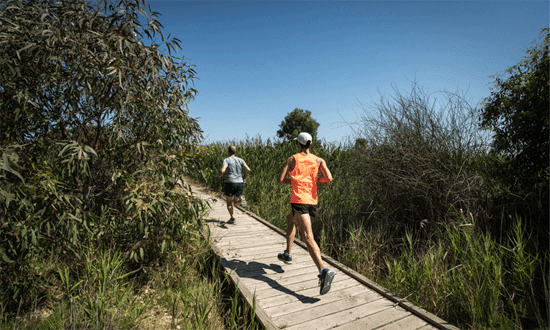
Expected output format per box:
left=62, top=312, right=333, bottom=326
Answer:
left=188, top=180, right=460, bottom=330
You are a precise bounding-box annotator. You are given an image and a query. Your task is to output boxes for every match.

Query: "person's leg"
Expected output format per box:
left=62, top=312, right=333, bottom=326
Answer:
left=285, top=213, right=296, bottom=254
left=233, top=196, right=241, bottom=207
left=278, top=211, right=295, bottom=264
left=223, top=183, right=235, bottom=220
left=225, top=196, right=234, bottom=219
left=294, top=212, right=324, bottom=271
left=232, top=183, right=244, bottom=208
left=294, top=206, right=335, bottom=295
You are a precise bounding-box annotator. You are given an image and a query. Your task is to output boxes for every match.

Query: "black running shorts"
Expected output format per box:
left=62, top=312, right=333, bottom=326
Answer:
left=291, top=203, right=317, bottom=219
left=224, top=182, right=244, bottom=198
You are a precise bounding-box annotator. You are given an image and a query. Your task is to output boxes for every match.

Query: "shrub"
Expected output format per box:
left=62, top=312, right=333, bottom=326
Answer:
left=0, top=0, right=205, bottom=313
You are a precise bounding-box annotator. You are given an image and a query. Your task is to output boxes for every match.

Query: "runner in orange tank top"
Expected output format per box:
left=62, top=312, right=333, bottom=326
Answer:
left=277, top=132, right=336, bottom=295
left=289, top=153, right=318, bottom=205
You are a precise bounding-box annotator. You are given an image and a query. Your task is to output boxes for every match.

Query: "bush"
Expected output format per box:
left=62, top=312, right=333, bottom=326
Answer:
left=333, top=84, right=491, bottom=239
left=0, top=0, right=206, bottom=313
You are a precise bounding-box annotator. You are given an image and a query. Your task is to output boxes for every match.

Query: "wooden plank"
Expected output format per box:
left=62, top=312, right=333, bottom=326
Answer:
left=333, top=305, right=414, bottom=329
left=234, top=262, right=317, bottom=282
left=215, top=235, right=285, bottom=246
left=208, top=240, right=278, bottom=330
left=221, top=250, right=312, bottom=264
left=213, top=228, right=282, bottom=237
left=240, top=269, right=319, bottom=293
left=223, top=263, right=278, bottom=330
left=281, top=297, right=394, bottom=330
left=216, top=239, right=285, bottom=251
left=214, top=230, right=281, bottom=239
left=218, top=239, right=285, bottom=251
left=258, top=277, right=362, bottom=310
left=375, top=314, right=438, bottom=330
left=209, top=222, right=270, bottom=230
left=253, top=276, right=320, bottom=297
left=271, top=286, right=385, bottom=327
left=224, top=260, right=314, bottom=279
left=221, top=259, right=288, bottom=278
left=256, top=277, right=358, bottom=301
left=234, top=268, right=318, bottom=292
left=416, top=324, right=441, bottom=330
left=264, top=284, right=372, bottom=318
left=209, top=227, right=272, bottom=235
left=208, top=226, right=272, bottom=236
left=251, top=274, right=317, bottom=295
left=219, top=244, right=286, bottom=257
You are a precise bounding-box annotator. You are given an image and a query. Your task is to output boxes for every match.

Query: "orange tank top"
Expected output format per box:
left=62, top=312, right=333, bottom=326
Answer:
left=290, top=153, right=318, bottom=204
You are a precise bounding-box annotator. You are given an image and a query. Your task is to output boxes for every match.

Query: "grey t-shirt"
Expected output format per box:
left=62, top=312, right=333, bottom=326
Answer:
left=223, top=156, right=246, bottom=183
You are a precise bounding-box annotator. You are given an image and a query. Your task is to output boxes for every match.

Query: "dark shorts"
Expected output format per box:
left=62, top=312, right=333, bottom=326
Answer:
left=291, top=203, right=317, bottom=219
left=224, top=182, right=244, bottom=198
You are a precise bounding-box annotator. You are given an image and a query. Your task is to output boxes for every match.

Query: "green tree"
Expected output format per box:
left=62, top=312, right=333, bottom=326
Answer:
left=480, top=28, right=549, bottom=191
left=0, top=0, right=204, bottom=311
left=480, top=29, right=549, bottom=328
left=277, top=108, right=320, bottom=142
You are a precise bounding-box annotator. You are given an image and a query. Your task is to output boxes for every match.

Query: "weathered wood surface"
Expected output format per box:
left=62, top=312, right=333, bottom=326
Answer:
left=191, top=183, right=459, bottom=330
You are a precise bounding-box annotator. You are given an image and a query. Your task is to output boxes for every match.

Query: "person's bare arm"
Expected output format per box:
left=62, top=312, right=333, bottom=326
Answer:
left=242, top=163, right=251, bottom=182
left=278, top=156, right=295, bottom=184
left=317, top=157, right=333, bottom=183
left=219, top=165, right=227, bottom=179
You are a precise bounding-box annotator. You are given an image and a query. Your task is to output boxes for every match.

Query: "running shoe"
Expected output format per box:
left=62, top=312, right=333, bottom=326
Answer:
left=277, top=250, right=293, bottom=264
left=227, top=217, right=235, bottom=224
left=318, top=268, right=335, bottom=295
left=240, top=195, right=247, bottom=208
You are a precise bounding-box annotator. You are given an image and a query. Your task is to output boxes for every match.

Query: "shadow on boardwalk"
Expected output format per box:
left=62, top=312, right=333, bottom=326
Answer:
left=204, top=218, right=319, bottom=303
left=204, top=218, right=230, bottom=229
left=223, top=258, right=321, bottom=304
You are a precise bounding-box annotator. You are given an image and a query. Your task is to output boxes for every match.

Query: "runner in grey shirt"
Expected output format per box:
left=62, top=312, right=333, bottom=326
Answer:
left=219, top=145, right=250, bottom=224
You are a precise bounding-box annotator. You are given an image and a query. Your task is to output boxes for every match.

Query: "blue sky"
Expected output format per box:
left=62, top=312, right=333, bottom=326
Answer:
left=146, top=1, right=548, bottom=144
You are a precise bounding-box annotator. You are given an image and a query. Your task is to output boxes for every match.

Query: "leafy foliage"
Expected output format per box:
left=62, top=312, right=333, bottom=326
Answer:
left=277, top=108, right=320, bottom=142
left=479, top=28, right=549, bottom=267
left=0, top=0, right=205, bottom=313
left=481, top=28, right=549, bottom=192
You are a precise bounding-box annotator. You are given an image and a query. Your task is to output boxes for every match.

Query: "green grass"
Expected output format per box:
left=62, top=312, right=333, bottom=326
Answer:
left=1, top=231, right=262, bottom=330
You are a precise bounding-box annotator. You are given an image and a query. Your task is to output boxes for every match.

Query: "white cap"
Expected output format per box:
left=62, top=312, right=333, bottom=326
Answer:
left=295, top=132, right=312, bottom=145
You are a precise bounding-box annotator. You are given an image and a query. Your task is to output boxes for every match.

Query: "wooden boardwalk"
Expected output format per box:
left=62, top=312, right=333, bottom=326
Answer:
left=192, top=183, right=459, bottom=330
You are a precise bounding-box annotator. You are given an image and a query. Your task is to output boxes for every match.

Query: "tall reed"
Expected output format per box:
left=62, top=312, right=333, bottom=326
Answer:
left=191, top=123, right=547, bottom=328
left=0, top=224, right=261, bottom=330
